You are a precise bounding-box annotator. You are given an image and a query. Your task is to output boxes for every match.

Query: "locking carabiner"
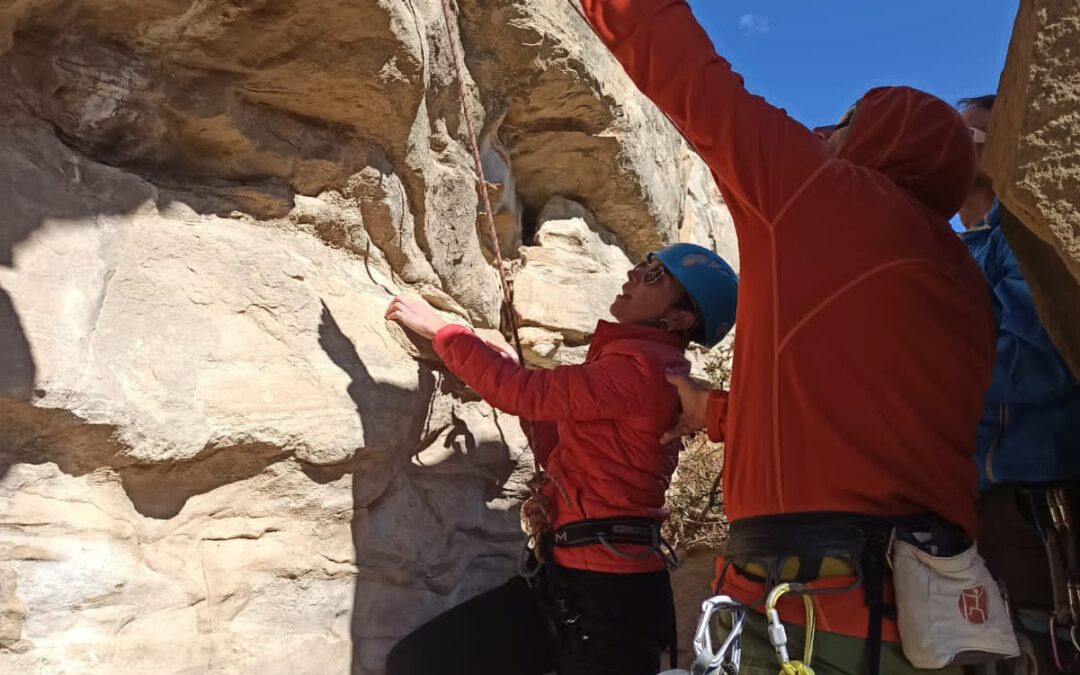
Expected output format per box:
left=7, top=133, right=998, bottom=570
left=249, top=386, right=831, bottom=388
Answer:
left=765, top=583, right=817, bottom=675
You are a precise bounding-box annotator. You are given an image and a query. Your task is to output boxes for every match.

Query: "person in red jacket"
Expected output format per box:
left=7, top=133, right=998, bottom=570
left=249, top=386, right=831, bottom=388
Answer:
left=576, top=1, right=996, bottom=674
left=383, top=243, right=737, bottom=675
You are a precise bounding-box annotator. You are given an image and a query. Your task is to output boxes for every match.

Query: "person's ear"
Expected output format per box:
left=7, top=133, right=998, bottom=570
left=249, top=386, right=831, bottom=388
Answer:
left=660, top=307, right=697, bottom=333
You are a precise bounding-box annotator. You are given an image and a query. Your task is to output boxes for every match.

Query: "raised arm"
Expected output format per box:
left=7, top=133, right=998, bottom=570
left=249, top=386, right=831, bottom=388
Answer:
left=433, top=324, right=653, bottom=421
left=577, top=0, right=827, bottom=224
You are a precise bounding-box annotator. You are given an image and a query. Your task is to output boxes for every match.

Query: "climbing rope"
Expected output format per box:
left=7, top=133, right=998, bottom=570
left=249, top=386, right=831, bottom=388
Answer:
left=438, top=0, right=567, bottom=542
left=437, top=0, right=525, bottom=366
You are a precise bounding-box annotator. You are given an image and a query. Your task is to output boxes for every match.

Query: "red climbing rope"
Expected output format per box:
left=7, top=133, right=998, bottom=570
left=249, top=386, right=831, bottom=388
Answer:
left=437, top=0, right=525, bottom=367
left=438, top=0, right=567, bottom=542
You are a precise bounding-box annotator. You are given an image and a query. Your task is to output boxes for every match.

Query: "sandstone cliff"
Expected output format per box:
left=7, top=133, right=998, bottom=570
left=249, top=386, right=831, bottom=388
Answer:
left=0, top=1, right=735, bottom=672
left=987, top=0, right=1080, bottom=378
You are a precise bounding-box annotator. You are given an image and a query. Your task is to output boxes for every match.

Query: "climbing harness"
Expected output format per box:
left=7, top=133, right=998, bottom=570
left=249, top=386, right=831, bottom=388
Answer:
left=550, top=516, right=680, bottom=564
left=766, top=583, right=817, bottom=675
left=519, top=517, right=681, bottom=669
left=717, top=512, right=890, bottom=675
left=718, top=512, right=991, bottom=675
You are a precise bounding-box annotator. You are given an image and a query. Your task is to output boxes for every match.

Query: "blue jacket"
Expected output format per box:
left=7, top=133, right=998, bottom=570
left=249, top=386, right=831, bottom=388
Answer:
left=960, top=203, right=1080, bottom=489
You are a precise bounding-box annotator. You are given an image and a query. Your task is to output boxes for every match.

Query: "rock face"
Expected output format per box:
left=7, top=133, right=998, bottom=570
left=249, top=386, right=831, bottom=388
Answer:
left=515, top=197, right=631, bottom=344
left=986, top=0, right=1080, bottom=378
left=0, top=1, right=737, bottom=673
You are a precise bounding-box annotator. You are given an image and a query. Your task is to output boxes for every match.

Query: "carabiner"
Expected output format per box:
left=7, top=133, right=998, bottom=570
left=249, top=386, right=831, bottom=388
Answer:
left=1048, top=616, right=1080, bottom=673
left=657, top=595, right=745, bottom=675
left=686, top=595, right=746, bottom=675
left=765, top=583, right=817, bottom=675
left=1049, top=488, right=1070, bottom=532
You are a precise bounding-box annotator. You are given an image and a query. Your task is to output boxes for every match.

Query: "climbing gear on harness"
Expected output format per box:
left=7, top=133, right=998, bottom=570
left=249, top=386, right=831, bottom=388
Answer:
left=719, top=512, right=886, bottom=675
left=694, top=596, right=747, bottom=675
left=649, top=244, right=738, bottom=348
left=720, top=512, right=986, bottom=675
left=1025, top=483, right=1080, bottom=672
left=520, top=472, right=568, bottom=544
left=659, top=595, right=746, bottom=675
left=765, top=583, right=817, bottom=675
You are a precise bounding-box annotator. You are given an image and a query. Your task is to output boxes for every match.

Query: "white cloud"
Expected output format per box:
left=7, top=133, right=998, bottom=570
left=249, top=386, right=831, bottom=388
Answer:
left=738, top=13, right=771, bottom=36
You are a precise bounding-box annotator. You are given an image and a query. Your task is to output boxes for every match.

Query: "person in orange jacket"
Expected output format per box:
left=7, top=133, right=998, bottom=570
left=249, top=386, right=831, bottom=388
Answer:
left=383, top=243, right=738, bottom=675
left=576, top=2, right=996, bottom=674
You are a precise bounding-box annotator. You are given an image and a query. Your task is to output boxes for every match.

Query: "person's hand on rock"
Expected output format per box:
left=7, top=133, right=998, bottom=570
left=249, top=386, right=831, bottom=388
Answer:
left=385, top=296, right=449, bottom=340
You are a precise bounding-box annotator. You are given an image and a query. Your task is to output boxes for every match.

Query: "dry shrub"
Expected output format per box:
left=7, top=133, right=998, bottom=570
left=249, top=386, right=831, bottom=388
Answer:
left=663, top=432, right=727, bottom=550
left=662, top=339, right=733, bottom=551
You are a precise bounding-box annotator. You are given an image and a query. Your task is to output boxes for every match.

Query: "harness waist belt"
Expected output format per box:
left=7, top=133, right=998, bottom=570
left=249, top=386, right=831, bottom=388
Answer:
left=724, top=512, right=891, bottom=583
left=551, top=517, right=662, bottom=549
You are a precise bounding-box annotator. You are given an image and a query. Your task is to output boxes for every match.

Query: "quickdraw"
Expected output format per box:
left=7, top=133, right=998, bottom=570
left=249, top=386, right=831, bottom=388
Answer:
left=766, top=583, right=817, bottom=675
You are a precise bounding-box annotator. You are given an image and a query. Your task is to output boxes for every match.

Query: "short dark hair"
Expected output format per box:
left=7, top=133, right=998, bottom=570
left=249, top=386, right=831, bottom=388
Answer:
left=958, top=95, right=996, bottom=111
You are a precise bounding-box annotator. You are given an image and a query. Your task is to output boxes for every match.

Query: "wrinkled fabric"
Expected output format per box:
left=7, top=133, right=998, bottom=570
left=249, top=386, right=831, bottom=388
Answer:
left=579, top=0, right=994, bottom=638
left=960, top=203, right=1080, bottom=488
left=433, top=320, right=687, bottom=573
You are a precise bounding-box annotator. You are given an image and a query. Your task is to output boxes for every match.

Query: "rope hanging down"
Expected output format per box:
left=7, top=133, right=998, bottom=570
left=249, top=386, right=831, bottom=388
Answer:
left=439, top=0, right=571, bottom=541
left=438, top=0, right=525, bottom=367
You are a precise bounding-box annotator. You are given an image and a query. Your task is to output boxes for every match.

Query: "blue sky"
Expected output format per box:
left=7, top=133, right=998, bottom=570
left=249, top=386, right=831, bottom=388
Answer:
left=686, top=1, right=1019, bottom=129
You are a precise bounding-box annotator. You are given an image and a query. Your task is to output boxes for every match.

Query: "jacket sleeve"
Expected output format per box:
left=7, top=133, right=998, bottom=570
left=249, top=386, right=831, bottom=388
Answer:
left=706, top=389, right=729, bottom=443
left=577, top=0, right=827, bottom=225
left=986, top=230, right=1076, bottom=405
left=433, top=324, right=651, bottom=421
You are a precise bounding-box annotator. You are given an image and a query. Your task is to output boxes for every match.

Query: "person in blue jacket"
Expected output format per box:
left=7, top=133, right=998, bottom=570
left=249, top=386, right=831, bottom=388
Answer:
left=958, top=94, right=1080, bottom=675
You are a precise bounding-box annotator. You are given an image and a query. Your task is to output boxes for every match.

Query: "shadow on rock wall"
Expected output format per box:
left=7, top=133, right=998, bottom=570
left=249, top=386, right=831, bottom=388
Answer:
left=317, top=301, right=449, bottom=673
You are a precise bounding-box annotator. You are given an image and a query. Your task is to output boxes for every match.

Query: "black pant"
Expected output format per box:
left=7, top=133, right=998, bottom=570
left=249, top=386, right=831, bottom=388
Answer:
left=385, top=566, right=675, bottom=675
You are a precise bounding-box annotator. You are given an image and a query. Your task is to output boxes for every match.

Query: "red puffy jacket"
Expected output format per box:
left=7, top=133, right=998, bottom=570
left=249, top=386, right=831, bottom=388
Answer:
left=433, top=321, right=688, bottom=573
left=580, top=0, right=995, bottom=638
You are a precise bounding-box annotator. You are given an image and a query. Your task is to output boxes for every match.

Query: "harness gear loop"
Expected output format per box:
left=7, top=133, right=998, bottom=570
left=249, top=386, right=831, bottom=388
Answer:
left=765, top=583, right=817, bottom=675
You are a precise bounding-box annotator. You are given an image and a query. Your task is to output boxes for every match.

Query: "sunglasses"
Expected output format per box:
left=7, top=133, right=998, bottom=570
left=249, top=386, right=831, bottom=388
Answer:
left=632, top=254, right=669, bottom=285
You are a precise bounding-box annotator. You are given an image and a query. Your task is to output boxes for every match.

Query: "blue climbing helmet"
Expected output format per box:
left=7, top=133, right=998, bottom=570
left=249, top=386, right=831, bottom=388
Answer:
left=650, top=243, right=738, bottom=347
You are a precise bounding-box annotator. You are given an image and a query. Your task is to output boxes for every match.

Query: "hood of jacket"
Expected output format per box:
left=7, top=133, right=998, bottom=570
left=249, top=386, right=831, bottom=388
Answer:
left=839, top=86, right=976, bottom=218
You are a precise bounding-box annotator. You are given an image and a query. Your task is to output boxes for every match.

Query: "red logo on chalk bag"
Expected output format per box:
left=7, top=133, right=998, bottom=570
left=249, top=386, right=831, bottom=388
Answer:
left=958, top=586, right=989, bottom=624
